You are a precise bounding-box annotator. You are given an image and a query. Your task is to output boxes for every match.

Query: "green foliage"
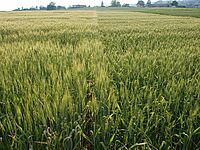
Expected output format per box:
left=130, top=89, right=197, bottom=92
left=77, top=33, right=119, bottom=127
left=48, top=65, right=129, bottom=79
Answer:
left=47, top=2, right=57, bottom=10
left=111, top=0, right=121, bottom=7
left=172, top=0, right=179, bottom=7
left=0, top=9, right=200, bottom=149
left=122, top=3, right=130, bottom=7
left=101, top=1, right=105, bottom=7
left=146, top=0, right=152, bottom=7
left=137, top=0, right=145, bottom=7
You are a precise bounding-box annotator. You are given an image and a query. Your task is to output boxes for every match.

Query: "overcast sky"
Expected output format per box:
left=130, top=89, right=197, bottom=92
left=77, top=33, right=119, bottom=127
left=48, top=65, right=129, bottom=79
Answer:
left=0, top=0, right=156, bottom=11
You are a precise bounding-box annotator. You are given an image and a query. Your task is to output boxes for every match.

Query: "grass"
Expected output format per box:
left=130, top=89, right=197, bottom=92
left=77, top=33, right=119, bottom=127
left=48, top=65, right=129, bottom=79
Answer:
left=0, top=9, right=200, bottom=149
left=130, top=8, right=200, bottom=18
left=96, top=7, right=200, bottom=18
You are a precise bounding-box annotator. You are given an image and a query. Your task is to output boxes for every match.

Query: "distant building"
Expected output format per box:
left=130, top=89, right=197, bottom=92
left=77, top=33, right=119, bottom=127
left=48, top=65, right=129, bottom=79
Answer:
left=71, top=5, right=87, bottom=8
left=152, top=0, right=200, bottom=7
left=152, top=0, right=171, bottom=7
left=129, top=4, right=137, bottom=7
left=194, top=4, right=200, bottom=7
left=179, top=0, right=200, bottom=8
left=13, top=8, right=21, bottom=11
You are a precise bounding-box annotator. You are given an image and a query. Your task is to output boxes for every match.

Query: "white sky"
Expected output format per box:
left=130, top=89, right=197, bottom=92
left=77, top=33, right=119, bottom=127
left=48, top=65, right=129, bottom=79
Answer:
left=0, top=0, right=154, bottom=11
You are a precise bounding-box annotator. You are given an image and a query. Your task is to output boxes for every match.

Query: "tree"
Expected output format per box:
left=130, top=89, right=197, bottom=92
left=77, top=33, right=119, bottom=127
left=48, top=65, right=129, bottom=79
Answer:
left=111, top=0, right=121, bottom=7
left=57, top=6, right=66, bottom=10
left=122, top=3, right=130, bottom=7
left=116, top=1, right=121, bottom=7
left=137, top=0, right=145, bottom=7
left=101, top=1, right=105, bottom=7
left=171, top=0, right=178, bottom=7
left=146, top=0, right=152, bottom=7
left=40, top=6, right=47, bottom=10
left=111, top=0, right=116, bottom=7
left=30, top=6, right=37, bottom=10
left=47, top=2, right=56, bottom=10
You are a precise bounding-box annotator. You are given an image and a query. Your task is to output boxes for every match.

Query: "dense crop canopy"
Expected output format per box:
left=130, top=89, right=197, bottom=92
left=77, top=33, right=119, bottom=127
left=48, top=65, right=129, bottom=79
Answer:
left=0, top=9, right=200, bottom=149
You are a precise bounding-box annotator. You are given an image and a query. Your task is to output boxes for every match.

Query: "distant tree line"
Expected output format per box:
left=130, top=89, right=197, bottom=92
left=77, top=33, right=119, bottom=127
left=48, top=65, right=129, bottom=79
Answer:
left=14, top=2, right=66, bottom=11
left=110, top=0, right=121, bottom=7
left=136, top=0, right=180, bottom=7
left=13, top=0, right=200, bottom=11
left=136, top=0, right=200, bottom=8
left=109, top=0, right=130, bottom=7
left=109, top=0, right=181, bottom=8
left=109, top=0, right=199, bottom=8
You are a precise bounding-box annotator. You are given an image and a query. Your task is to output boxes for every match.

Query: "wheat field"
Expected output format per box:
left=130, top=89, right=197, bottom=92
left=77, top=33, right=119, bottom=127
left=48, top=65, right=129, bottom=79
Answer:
left=0, top=9, right=200, bottom=149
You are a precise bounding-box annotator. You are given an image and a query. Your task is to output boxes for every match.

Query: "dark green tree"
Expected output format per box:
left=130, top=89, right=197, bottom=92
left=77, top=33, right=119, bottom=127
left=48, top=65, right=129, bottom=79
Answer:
left=122, top=3, right=130, bottom=7
left=111, top=0, right=121, bottom=7
left=146, top=0, right=152, bottom=7
left=171, top=0, right=178, bottom=7
left=137, top=0, right=145, bottom=7
left=111, top=0, right=116, bottom=6
left=47, top=2, right=56, bottom=10
left=101, top=1, right=105, bottom=7
left=57, top=6, right=66, bottom=10
left=40, top=6, right=47, bottom=10
left=116, top=1, right=121, bottom=7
